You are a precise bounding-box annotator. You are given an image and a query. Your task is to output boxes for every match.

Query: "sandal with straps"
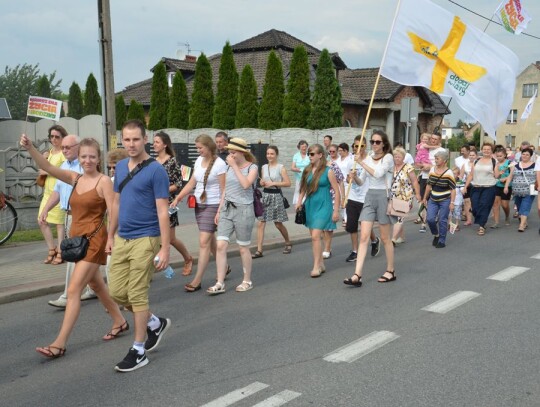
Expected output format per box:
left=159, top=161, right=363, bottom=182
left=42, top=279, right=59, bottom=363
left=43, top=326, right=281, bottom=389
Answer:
left=251, top=250, right=263, bottom=259
left=182, top=256, right=193, bottom=276
left=378, top=270, right=397, bottom=283
left=51, top=251, right=64, bottom=265
left=44, top=248, right=57, bottom=264
left=236, top=281, right=253, bottom=292
left=102, top=320, right=129, bottom=341
left=344, top=273, right=362, bottom=287
left=283, top=244, right=292, bottom=254
left=36, top=345, right=66, bottom=358
left=207, top=281, right=225, bottom=295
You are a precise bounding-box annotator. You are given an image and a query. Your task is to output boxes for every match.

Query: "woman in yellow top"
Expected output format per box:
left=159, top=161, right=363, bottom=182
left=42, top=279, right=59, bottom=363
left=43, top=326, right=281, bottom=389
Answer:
left=38, top=125, right=67, bottom=264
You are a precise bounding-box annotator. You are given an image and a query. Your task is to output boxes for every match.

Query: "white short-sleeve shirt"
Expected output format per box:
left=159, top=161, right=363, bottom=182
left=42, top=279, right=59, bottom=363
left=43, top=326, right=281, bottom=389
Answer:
left=193, top=156, right=227, bottom=204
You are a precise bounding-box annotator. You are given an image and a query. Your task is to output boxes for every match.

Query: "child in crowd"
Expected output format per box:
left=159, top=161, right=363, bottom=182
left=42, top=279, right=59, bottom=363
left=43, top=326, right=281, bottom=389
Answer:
left=415, top=133, right=441, bottom=167
left=450, top=167, right=464, bottom=233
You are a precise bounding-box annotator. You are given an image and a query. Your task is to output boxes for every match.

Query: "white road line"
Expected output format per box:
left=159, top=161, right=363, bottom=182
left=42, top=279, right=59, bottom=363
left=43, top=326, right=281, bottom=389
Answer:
left=323, top=331, right=400, bottom=363
left=200, top=382, right=269, bottom=407
left=421, top=291, right=480, bottom=314
left=251, top=390, right=302, bottom=407
left=530, top=253, right=540, bottom=259
left=487, top=266, right=530, bottom=282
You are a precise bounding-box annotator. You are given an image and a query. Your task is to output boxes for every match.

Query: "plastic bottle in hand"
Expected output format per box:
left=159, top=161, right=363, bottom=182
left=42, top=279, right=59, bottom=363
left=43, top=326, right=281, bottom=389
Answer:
left=154, top=256, right=175, bottom=278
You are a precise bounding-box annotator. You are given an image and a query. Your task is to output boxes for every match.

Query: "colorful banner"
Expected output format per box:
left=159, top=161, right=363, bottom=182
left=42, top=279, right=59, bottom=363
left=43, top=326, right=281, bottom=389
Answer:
left=495, top=0, right=531, bottom=35
left=26, top=96, right=62, bottom=121
left=380, top=0, right=519, bottom=139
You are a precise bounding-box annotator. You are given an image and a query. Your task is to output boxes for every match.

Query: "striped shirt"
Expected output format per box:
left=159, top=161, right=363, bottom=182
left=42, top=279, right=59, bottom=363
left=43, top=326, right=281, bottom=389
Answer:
left=427, top=168, right=455, bottom=202
left=224, top=163, right=258, bottom=205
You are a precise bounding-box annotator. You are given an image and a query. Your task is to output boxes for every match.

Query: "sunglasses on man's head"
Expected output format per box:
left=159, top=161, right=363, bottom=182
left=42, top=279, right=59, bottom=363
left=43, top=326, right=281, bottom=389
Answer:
left=370, top=140, right=383, bottom=145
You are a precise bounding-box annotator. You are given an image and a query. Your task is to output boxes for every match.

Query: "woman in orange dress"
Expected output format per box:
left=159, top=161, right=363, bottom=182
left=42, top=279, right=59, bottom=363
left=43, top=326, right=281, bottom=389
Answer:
left=20, top=135, right=127, bottom=359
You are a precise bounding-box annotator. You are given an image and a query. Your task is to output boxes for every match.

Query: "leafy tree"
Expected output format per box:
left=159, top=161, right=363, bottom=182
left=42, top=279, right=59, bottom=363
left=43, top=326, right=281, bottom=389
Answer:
left=283, top=46, right=311, bottom=128
left=167, top=71, right=189, bottom=129
left=235, top=65, right=259, bottom=128
left=115, top=95, right=127, bottom=130
left=473, top=128, right=481, bottom=149
left=36, top=75, right=51, bottom=98
left=84, top=73, right=101, bottom=115
left=447, top=132, right=467, bottom=152
left=308, top=49, right=343, bottom=129
left=148, top=61, right=169, bottom=130
left=213, top=42, right=238, bottom=129
left=456, top=119, right=465, bottom=129
left=126, top=99, right=146, bottom=124
left=189, top=53, right=214, bottom=129
left=258, top=51, right=284, bottom=130
left=67, top=82, right=84, bottom=119
left=0, top=63, right=61, bottom=120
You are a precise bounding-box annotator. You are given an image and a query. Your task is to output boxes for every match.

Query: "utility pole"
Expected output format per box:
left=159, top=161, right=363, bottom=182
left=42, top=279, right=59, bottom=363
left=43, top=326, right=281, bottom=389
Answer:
left=97, top=0, right=116, bottom=163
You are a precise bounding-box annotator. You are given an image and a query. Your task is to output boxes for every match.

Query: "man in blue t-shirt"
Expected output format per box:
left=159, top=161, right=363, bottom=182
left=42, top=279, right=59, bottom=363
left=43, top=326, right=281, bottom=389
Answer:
left=106, top=120, right=172, bottom=373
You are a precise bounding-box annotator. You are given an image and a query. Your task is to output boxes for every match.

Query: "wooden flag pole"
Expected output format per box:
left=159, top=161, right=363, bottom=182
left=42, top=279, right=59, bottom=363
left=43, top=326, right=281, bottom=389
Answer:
left=343, top=0, right=403, bottom=206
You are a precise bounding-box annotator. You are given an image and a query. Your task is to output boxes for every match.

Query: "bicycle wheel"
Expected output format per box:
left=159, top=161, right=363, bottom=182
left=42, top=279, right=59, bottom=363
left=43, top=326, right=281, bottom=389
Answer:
left=0, top=200, right=17, bottom=245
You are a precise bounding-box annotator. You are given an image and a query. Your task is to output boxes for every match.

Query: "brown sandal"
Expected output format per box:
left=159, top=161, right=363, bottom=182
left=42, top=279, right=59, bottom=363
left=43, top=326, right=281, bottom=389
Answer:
left=102, top=320, right=129, bottom=341
left=44, top=249, right=57, bottom=264
left=36, top=345, right=66, bottom=358
left=51, top=251, right=64, bottom=265
left=182, top=256, right=193, bottom=276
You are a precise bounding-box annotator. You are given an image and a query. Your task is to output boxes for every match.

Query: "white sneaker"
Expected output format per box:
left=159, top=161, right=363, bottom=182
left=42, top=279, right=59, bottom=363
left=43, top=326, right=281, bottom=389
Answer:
left=80, top=289, right=97, bottom=301
left=322, top=251, right=332, bottom=259
left=48, top=297, right=67, bottom=308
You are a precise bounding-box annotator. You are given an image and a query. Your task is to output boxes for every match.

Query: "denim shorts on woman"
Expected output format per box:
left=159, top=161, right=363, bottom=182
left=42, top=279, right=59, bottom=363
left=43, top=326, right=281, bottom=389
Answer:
left=217, top=201, right=255, bottom=246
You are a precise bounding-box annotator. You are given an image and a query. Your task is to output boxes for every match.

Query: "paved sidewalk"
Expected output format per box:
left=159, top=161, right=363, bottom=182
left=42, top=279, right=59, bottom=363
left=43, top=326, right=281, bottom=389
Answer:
left=0, top=212, right=346, bottom=305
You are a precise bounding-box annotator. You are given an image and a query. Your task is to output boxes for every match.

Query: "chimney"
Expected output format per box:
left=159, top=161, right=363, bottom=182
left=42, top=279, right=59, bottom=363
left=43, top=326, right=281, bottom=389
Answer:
left=185, top=55, right=197, bottom=62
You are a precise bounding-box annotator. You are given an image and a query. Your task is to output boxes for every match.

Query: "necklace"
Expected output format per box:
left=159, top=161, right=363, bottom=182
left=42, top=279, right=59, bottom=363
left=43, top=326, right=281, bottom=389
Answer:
left=372, top=154, right=384, bottom=161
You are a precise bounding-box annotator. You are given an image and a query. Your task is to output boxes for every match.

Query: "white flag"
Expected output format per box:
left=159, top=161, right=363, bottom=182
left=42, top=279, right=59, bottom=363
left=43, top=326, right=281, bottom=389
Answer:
left=495, top=0, right=532, bottom=35
left=521, top=89, right=537, bottom=120
left=27, top=96, right=63, bottom=121
left=380, top=0, right=519, bottom=139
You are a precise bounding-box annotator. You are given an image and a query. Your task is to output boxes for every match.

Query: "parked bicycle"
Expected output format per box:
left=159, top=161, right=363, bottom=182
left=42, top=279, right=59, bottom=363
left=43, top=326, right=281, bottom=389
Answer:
left=0, top=168, right=18, bottom=245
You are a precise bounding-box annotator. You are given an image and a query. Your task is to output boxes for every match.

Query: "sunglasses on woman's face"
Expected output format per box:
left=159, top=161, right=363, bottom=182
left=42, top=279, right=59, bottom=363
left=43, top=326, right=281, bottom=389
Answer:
left=370, top=140, right=383, bottom=145
left=309, top=152, right=319, bottom=157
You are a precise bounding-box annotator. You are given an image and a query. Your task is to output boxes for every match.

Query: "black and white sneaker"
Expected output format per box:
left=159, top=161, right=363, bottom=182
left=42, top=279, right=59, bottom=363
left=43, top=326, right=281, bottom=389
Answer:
left=115, top=348, right=148, bottom=372
left=370, top=237, right=380, bottom=257
left=345, top=251, right=357, bottom=262
left=145, top=317, right=171, bottom=352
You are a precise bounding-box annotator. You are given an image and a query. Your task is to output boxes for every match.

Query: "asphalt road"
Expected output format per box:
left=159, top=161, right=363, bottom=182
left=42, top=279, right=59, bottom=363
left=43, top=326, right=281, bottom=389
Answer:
left=1, top=218, right=540, bottom=407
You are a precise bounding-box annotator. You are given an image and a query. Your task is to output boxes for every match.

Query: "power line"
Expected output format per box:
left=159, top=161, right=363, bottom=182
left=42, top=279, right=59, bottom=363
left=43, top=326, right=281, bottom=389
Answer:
left=447, top=0, right=540, bottom=40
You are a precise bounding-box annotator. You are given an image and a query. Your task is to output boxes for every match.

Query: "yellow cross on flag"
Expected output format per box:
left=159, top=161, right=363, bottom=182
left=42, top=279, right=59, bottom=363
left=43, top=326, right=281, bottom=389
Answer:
left=381, top=0, right=519, bottom=138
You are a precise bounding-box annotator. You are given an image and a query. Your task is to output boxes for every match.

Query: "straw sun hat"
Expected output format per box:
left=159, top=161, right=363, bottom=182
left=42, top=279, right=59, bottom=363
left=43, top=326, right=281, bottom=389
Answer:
left=226, top=138, right=249, bottom=153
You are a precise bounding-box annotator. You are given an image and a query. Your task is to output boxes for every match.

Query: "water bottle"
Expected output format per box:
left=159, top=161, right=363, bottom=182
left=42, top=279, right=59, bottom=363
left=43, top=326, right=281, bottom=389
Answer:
left=154, top=256, right=175, bottom=279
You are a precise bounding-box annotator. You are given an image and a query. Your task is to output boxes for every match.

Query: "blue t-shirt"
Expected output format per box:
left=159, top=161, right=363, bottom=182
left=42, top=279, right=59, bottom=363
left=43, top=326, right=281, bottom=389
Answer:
left=113, top=158, right=169, bottom=239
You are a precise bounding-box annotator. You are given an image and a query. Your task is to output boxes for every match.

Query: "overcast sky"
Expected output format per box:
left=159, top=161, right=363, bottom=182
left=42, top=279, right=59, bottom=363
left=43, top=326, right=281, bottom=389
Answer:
left=2, top=0, right=540, bottom=125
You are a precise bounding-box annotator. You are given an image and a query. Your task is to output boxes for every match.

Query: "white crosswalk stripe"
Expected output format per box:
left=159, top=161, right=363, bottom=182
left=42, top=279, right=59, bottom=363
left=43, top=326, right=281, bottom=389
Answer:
left=200, top=382, right=269, bottom=407
left=251, top=390, right=302, bottom=406
left=421, top=291, right=480, bottom=314
left=487, top=266, right=530, bottom=282
left=323, top=331, right=400, bottom=363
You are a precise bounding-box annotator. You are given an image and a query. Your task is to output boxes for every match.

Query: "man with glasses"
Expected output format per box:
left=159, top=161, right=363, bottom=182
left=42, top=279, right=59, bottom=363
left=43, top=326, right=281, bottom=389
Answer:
left=344, top=135, right=380, bottom=261
left=42, top=135, right=97, bottom=308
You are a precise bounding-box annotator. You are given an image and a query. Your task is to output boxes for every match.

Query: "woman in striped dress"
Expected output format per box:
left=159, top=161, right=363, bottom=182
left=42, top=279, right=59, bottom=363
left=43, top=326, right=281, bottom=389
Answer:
left=252, top=145, right=292, bottom=258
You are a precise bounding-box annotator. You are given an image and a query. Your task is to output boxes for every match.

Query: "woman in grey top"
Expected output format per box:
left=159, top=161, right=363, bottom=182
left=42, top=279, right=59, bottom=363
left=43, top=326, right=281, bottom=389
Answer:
left=208, top=138, right=259, bottom=295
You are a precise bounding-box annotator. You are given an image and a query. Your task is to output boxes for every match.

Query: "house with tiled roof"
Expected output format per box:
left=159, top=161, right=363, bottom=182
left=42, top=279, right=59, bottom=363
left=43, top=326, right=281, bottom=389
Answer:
left=119, top=28, right=449, bottom=143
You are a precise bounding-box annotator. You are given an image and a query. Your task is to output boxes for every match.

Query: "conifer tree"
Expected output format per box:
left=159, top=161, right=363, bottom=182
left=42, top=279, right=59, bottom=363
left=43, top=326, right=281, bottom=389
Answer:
left=189, top=53, right=214, bottom=129
left=67, top=82, right=84, bottom=119
left=235, top=65, right=258, bottom=128
left=126, top=99, right=146, bottom=124
left=308, top=49, right=343, bottom=129
left=258, top=51, right=284, bottom=130
left=115, top=95, right=127, bottom=130
left=213, top=42, right=238, bottom=129
left=36, top=75, right=51, bottom=98
left=167, top=71, right=189, bottom=129
left=283, top=46, right=311, bottom=128
left=148, top=61, right=169, bottom=130
left=84, top=73, right=101, bottom=115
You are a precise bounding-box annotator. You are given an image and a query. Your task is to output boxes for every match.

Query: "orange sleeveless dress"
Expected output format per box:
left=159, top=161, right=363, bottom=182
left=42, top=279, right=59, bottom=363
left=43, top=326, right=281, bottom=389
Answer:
left=69, top=176, right=107, bottom=265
